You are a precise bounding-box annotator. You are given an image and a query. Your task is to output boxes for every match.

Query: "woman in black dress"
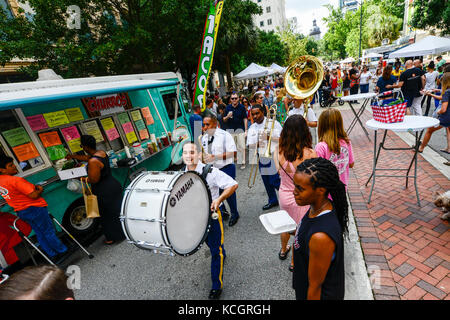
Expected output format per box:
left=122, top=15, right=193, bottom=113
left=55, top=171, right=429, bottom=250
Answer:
left=66, top=135, right=125, bottom=244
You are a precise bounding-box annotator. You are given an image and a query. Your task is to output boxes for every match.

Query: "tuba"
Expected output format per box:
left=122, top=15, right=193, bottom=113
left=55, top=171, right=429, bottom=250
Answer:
left=284, top=55, right=324, bottom=118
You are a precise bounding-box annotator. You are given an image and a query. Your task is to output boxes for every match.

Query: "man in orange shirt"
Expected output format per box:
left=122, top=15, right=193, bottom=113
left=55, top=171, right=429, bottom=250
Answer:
left=0, top=156, right=67, bottom=263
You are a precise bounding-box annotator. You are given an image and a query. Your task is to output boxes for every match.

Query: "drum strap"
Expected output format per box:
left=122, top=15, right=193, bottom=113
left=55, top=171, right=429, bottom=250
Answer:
left=201, top=164, right=213, bottom=180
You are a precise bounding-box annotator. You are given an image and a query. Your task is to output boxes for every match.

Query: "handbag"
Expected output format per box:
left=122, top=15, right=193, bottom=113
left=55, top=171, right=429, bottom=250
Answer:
left=81, top=178, right=100, bottom=218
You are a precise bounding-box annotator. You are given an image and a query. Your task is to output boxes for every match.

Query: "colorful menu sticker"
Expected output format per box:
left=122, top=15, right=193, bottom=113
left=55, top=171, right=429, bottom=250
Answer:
left=43, top=111, right=70, bottom=127
left=38, top=131, right=62, bottom=148
left=141, top=107, right=154, bottom=125
left=2, top=127, right=31, bottom=147
left=12, top=142, right=40, bottom=162
left=134, top=119, right=146, bottom=131
left=130, top=110, right=142, bottom=122
left=118, top=113, right=131, bottom=125
left=46, top=145, right=67, bottom=161
left=100, top=118, right=120, bottom=141
left=105, top=128, right=120, bottom=141
left=26, top=115, right=48, bottom=131
left=82, top=121, right=104, bottom=142
left=61, top=126, right=81, bottom=142
left=100, top=118, right=115, bottom=131
left=122, top=122, right=134, bottom=134
left=139, top=129, right=149, bottom=140
left=126, top=131, right=138, bottom=144
left=67, top=138, right=82, bottom=153
left=65, top=108, right=84, bottom=122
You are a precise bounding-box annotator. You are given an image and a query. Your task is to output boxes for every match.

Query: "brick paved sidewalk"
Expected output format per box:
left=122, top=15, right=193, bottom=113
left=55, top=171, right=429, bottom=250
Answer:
left=340, top=107, right=450, bottom=300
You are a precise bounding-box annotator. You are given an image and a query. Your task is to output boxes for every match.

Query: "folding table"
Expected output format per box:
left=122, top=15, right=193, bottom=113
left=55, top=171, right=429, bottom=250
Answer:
left=365, top=116, right=440, bottom=206
left=341, top=92, right=376, bottom=141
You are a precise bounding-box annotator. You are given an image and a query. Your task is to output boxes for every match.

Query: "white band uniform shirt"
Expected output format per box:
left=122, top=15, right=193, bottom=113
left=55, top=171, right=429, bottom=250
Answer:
left=201, top=128, right=237, bottom=169
left=184, top=161, right=238, bottom=201
left=287, top=104, right=318, bottom=122
left=247, top=117, right=282, bottom=157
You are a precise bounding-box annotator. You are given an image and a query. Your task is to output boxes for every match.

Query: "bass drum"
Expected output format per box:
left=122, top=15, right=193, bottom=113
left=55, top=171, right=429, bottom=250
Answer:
left=120, top=171, right=212, bottom=256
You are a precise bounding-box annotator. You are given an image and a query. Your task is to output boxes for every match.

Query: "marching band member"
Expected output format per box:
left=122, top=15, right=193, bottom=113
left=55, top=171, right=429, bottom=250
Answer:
left=247, top=104, right=283, bottom=210
left=201, top=114, right=241, bottom=227
left=182, top=142, right=238, bottom=300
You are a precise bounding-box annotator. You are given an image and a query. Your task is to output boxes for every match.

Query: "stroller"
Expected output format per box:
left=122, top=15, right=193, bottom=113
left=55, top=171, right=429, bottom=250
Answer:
left=320, top=87, right=343, bottom=108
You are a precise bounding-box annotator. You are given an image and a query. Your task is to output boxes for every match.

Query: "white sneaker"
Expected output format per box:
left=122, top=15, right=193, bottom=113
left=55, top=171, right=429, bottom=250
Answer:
left=240, top=165, right=246, bottom=170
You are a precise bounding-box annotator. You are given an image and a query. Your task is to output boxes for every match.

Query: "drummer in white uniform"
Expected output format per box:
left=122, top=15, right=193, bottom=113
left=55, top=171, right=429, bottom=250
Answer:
left=182, top=142, right=238, bottom=300
left=201, top=114, right=240, bottom=227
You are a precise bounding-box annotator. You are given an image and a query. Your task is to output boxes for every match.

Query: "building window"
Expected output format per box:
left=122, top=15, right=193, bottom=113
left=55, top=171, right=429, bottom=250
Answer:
left=266, top=6, right=271, bottom=13
left=268, top=19, right=272, bottom=26
left=260, top=21, right=264, bottom=27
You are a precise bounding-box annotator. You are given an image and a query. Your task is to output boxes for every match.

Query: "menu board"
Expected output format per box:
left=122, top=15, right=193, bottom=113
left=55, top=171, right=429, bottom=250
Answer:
left=2, top=127, right=31, bottom=147
left=141, top=107, right=154, bottom=125
left=46, top=145, right=67, bottom=161
left=65, top=108, right=84, bottom=122
left=139, top=129, right=149, bottom=140
left=82, top=121, right=104, bottom=142
left=43, top=111, right=70, bottom=127
left=12, top=142, right=40, bottom=162
left=26, top=115, right=49, bottom=131
left=38, top=131, right=62, bottom=148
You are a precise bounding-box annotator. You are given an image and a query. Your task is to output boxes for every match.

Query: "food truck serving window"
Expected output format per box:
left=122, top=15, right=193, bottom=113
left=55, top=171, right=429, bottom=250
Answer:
left=162, top=92, right=182, bottom=120
left=0, top=110, right=46, bottom=173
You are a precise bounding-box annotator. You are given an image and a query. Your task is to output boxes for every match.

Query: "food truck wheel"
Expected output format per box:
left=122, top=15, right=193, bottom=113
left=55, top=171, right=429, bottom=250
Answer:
left=62, top=199, right=99, bottom=236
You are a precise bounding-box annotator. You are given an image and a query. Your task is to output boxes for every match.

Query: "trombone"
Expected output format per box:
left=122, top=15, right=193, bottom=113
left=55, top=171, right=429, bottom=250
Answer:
left=248, top=104, right=277, bottom=188
left=198, top=134, right=208, bottom=162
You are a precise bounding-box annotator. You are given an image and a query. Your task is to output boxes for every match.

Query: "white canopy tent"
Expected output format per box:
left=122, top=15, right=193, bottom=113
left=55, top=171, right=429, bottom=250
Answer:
left=389, top=35, right=450, bottom=58
left=340, top=57, right=355, bottom=63
left=269, top=63, right=286, bottom=74
left=361, top=52, right=383, bottom=59
left=234, top=63, right=270, bottom=80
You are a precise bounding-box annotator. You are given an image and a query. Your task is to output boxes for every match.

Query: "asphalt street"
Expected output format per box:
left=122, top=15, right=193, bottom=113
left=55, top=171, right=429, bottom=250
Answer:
left=69, top=150, right=372, bottom=300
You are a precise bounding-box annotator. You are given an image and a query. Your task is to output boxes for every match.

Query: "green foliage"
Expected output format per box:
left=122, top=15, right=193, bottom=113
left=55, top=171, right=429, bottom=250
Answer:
left=246, top=30, right=288, bottom=67
left=321, top=0, right=404, bottom=59
left=411, top=0, right=450, bottom=35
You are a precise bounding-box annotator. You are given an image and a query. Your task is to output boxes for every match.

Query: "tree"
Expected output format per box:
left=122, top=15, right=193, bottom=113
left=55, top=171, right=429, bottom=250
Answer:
left=213, top=0, right=261, bottom=89
left=364, top=4, right=402, bottom=47
left=278, top=23, right=308, bottom=64
left=247, top=30, right=288, bottom=66
left=411, top=0, right=450, bottom=35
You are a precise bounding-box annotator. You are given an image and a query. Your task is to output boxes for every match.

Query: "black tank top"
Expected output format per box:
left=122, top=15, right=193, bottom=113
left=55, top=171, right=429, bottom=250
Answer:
left=292, top=208, right=345, bottom=300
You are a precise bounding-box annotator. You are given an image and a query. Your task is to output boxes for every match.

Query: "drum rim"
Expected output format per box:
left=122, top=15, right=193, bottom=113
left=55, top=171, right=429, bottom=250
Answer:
left=166, top=170, right=212, bottom=257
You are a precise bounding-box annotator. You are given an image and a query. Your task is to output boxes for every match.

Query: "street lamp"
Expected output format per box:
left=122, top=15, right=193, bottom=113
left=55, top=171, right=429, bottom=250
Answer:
left=358, top=0, right=363, bottom=64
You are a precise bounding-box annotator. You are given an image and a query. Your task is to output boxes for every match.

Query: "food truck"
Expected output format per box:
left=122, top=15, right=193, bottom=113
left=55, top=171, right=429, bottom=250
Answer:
left=0, top=71, right=193, bottom=268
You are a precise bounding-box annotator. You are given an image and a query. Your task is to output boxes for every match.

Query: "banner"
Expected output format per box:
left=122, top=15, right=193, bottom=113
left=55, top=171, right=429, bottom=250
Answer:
left=192, top=0, right=224, bottom=111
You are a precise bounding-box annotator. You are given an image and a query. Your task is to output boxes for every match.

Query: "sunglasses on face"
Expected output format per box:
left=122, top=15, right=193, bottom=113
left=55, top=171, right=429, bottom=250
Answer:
left=231, top=97, right=238, bottom=100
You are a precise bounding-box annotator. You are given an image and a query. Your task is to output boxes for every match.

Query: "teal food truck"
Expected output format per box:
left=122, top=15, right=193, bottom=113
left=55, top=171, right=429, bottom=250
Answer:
left=0, top=71, right=193, bottom=268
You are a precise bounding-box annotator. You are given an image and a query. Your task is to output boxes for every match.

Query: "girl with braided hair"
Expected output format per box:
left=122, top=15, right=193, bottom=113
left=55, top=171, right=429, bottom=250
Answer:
left=292, top=157, right=348, bottom=300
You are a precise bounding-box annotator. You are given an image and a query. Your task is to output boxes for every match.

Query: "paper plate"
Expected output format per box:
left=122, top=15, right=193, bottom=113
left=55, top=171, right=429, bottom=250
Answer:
left=259, top=210, right=297, bottom=235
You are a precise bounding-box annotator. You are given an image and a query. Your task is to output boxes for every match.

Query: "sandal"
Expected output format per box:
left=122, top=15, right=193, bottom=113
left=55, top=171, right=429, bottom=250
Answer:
left=104, top=240, right=115, bottom=245
left=289, top=264, right=294, bottom=272
left=278, top=245, right=291, bottom=260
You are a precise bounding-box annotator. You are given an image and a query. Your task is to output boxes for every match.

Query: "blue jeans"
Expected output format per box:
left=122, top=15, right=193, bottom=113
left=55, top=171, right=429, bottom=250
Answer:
left=17, top=206, right=67, bottom=258
left=360, top=84, right=369, bottom=93
left=219, top=164, right=239, bottom=219
left=259, top=158, right=280, bottom=205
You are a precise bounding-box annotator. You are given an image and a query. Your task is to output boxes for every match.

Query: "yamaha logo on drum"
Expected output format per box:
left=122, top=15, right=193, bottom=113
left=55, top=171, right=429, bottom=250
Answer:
left=173, top=178, right=195, bottom=206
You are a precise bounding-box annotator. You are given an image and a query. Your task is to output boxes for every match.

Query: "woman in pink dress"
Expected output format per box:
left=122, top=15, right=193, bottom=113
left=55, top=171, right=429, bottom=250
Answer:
left=274, top=114, right=317, bottom=271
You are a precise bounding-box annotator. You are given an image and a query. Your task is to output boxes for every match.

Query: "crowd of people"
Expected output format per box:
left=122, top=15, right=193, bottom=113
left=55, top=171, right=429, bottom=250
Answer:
left=1, top=54, right=448, bottom=302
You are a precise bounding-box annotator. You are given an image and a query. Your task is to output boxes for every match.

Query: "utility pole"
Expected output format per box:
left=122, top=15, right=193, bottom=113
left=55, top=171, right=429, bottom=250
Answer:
left=358, top=0, right=363, bottom=65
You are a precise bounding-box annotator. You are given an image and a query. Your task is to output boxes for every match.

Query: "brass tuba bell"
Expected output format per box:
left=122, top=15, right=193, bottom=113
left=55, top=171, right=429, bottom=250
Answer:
left=284, top=55, right=324, bottom=118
